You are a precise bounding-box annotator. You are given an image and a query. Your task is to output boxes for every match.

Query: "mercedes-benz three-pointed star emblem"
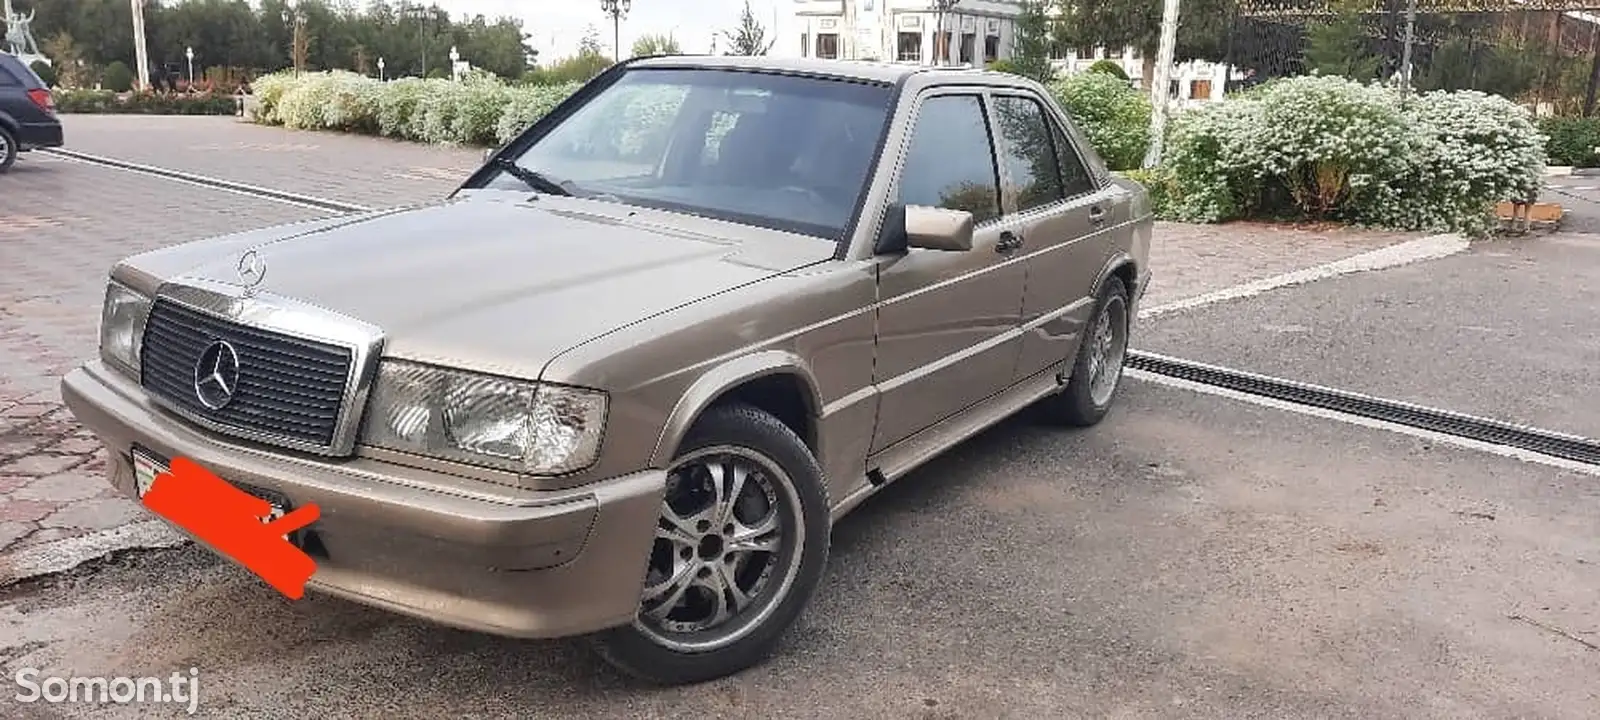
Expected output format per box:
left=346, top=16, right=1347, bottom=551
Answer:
left=193, top=340, right=241, bottom=410
left=237, top=249, right=267, bottom=292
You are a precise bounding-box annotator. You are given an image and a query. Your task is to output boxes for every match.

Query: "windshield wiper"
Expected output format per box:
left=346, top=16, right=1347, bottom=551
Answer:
left=491, top=157, right=575, bottom=197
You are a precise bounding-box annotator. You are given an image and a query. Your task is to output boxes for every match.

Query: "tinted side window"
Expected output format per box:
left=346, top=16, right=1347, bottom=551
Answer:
left=993, top=96, right=1066, bottom=212
left=898, top=94, right=1000, bottom=224
left=1050, top=120, right=1096, bottom=198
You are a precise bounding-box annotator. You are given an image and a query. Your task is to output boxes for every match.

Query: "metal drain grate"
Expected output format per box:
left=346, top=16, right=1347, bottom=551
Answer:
left=1127, top=350, right=1600, bottom=466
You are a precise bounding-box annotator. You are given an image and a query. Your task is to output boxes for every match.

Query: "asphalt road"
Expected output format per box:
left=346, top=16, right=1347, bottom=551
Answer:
left=1543, top=173, right=1600, bottom=235
left=4, top=380, right=1597, bottom=720
left=1134, top=233, right=1600, bottom=437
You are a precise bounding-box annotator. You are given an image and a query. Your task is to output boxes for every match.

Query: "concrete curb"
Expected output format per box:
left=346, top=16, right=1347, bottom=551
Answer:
left=1547, top=166, right=1600, bottom=177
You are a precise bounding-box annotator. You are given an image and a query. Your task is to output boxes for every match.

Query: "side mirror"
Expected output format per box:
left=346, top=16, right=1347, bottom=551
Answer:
left=483, top=147, right=496, bottom=162
left=904, top=205, right=975, bottom=252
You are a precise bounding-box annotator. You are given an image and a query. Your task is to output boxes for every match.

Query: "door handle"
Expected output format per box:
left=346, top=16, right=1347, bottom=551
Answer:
left=996, top=231, right=1023, bottom=255
left=1088, top=206, right=1108, bottom=226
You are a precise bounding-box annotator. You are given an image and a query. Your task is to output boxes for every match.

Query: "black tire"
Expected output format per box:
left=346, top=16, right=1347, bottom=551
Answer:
left=591, top=402, right=831, bottom=685
left=0, top=126, right=16, bottom=174
left=1037, top=275, right=1131, bottom=427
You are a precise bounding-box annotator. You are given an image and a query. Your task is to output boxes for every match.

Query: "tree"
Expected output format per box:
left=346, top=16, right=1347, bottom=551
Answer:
left=632, top=32, right=682, bottom=58
left=722, top=0, right=774, bottom=56
left=1054, top=0, right=1230, bottom=91
left=290, top=11, right=311, bottom=73
left=31, top=60, right=58, bottom=87
left=1303, top=0, right=1381, bottom=81
left=1009, top=0, right=1056, bottom=84
left=42, top=31, right=86, bottom=87
left=579, top=24, right=604, bottom=57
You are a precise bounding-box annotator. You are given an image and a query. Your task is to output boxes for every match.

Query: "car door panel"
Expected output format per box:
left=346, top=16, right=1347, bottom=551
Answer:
left=987, top=92, right=1130, bottom=383
left=870, top=92, right=1027, bottom=454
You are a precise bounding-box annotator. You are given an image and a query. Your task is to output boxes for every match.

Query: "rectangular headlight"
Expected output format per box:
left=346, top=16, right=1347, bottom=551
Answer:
left=99, top=280, right=153, bottom=376
left=359, top=360, right=608, bottom=476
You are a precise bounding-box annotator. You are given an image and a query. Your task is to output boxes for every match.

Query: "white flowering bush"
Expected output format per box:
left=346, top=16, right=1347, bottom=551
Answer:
left=494, top=82, right=579, bottom=145
left=375, top=77, right=429, bottom=139
left=1368, top=89, right=1546, bottom=237
left=1047, top=71, right=1151, bottom=171
left=248, top=71, right=584, bottom=147
left=321, top=72, right=384, bottom=134
left=247, top=70, right=299, bottom=125
left=275, top=71, right=349, bottom=131
left=1160, top=75, right=1546, bottom=235
left=410, top=78, right=469, bottom=144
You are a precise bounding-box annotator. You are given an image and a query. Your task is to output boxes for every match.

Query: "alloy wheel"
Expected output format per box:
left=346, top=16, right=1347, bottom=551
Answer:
left=1086, top=295, right=1129, bottom=407
left=634, top=444, right=806, bottom=653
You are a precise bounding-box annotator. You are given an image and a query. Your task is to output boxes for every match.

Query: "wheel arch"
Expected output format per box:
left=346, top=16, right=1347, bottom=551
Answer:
left=649, top=351, right=824, bottom=468
left=1091, top=252, right=1139, bottom=302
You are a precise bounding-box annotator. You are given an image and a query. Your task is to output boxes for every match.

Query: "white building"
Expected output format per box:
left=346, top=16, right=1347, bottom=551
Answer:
left=780, top=1, right=1240, bottom=107
left=784, top=0, right=1026, bottom=66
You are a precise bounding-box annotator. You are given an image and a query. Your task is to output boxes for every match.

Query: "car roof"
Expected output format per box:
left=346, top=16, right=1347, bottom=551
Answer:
left=625, top=54, right=1036, bottom=89
left=0, top=52, right=46, bottom=89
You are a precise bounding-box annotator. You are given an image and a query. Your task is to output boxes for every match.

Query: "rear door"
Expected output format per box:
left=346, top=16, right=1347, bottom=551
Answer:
left=988, top=90, right=1129, bottom=384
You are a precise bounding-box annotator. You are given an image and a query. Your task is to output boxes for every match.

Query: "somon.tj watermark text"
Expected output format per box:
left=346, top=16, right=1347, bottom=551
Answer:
left=14, top=667, right=200, bottom=714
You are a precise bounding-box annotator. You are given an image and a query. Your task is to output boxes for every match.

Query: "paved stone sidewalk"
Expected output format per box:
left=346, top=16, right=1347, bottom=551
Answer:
left=0, top=116, right=1425, bottom=583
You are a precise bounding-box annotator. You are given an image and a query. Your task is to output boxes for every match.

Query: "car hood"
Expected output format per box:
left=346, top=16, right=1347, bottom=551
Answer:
left=124, top=193, right=835, bottom=380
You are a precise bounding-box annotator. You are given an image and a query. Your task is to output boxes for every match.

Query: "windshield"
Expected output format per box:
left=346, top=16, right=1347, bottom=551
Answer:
left=488, top=67, right=896, bottom=240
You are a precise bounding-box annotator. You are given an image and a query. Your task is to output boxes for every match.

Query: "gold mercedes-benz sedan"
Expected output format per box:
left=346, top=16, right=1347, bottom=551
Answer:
left=61, top=55, right=1153, bottom=685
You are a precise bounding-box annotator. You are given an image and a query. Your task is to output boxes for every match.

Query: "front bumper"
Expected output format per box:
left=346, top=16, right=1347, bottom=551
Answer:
left=60, top=361, right=666, bottom=639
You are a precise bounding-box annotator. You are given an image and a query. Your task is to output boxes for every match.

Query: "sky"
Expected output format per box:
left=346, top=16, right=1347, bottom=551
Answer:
left=432, top=0, right=789, bottom=62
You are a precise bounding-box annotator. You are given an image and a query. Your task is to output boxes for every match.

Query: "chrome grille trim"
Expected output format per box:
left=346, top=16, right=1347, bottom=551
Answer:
left=140, top=279, right=386, bottom=456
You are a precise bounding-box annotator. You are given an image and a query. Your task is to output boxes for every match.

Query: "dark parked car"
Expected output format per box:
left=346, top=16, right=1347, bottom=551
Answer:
left=0, top=51, right=64, bottom=173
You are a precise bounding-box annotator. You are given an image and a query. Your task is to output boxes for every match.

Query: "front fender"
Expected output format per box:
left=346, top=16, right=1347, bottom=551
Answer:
left=648, top=350, right=823, bottom=467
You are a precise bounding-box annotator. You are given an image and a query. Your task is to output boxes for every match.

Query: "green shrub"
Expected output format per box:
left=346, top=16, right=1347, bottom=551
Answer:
left=1115, top=167, right=1175, bottom=218
left=1048, top=71, right=1152, bottom=171
left=985, top=59, right=1019, bottom=75
left=30, top=60, right=56, bottom=87
left=1086, top=59, right=1129, bottom=81
left=52, top=88, right=237, bottom=115
left=1539, top=116, right=1600, bottom=167
left=1160, top=75, right=1546, bottom=236
left=103, top=61, right=134, bottom=93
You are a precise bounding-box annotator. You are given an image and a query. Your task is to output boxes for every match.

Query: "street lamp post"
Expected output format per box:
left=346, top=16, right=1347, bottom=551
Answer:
left=185, top=46, right=194, bottom=87
left=377, top=56, right=386, bottom=81
left=599, top=0, right=631, bottom=61
left=406, top=6, right=431, bottom=78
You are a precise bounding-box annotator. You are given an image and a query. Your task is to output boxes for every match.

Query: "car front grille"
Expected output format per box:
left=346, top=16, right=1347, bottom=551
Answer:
left=139, top=298, right=354, bottom=450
